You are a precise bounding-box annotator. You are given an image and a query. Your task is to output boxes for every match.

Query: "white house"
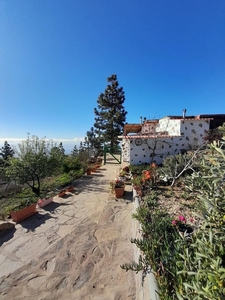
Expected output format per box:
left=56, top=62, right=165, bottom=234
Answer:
left=120, top=115, right=212, bottom=165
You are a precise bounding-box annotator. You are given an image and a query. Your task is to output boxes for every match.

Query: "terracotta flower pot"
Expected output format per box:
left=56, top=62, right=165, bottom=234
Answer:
left=58, top=190, right=66, bottom=197
left=115, top=187, right=125, bottom=198
left=37, top=197, right=53, bottom=208
left=11, top=203, right=37, bottom=223
left=86, top=169, right=92, bottom=175
left=67, top=186, right=75, bottom=192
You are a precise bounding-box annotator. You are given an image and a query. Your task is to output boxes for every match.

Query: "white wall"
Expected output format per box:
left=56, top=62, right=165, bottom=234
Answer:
left=180, top=119, right=209, bottom=148
left=141, top=122, right=158, bottom=134
left=128, top=136, right=186, bottom=165
left=156, top=118, right=181, bottom=135
left=122, top=118, right=210, bottom=165
left=121, top=139, right=130, bottom=162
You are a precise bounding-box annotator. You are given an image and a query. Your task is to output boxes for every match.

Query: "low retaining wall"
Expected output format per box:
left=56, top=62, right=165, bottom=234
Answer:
left=132, top=188, right=159, bottom=300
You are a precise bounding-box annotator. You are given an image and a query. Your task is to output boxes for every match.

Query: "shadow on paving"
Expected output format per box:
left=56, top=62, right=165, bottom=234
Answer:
left=19, top=212, right=57, bottom=232
left=73, top=175, right=110, bottom=193
left=42, top=201, right=62, bottom=212
left=123, top=190, right=133, bottom=202
left=108, top=190, right=133, bottom=203
left=0, top=227, right=16, bottom=247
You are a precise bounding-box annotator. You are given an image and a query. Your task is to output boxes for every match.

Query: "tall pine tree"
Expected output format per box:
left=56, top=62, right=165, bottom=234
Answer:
left=94, top=74, right=127, bottom=149
left=0, top=141, right=14, bottom=161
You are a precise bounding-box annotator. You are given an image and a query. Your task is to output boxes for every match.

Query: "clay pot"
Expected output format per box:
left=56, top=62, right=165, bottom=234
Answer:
left=11, top=203, right=37, bottom=223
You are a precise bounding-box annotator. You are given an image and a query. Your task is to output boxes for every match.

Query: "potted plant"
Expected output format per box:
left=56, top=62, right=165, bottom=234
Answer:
left=66, top=186, right=75, bottom=192
left=110, top=179, right=125, bottom=198
left=122, top=166, right=130, bottom=173
left=131, top=175, right=142, bottom=190
left=118, top=169, right=127, bottom=181
left=86, top=167, right=92, bottom=175
left=37, top=191, right=55, bottom=208
left=91, top=166, right=97, bottom=172
left=11, top=197, right=38, bottom=223
left=58, top=189, right=66, bottom=197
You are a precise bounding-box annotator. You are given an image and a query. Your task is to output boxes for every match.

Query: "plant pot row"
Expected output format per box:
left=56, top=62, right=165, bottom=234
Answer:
left=58, top=186, right=75, bottom=197
left=86, top=164, right=101, bottom=175
left=10, top=196, right=55, bottom=223
left=10, top=186, right=75, bottom=223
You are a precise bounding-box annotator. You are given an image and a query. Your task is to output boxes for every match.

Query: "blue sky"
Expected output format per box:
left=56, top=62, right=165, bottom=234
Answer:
left=1, top=0, right=225, bottom=153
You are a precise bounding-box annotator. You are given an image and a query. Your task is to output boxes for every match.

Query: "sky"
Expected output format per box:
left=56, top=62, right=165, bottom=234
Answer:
left=1, top=0, right=225, bottom=153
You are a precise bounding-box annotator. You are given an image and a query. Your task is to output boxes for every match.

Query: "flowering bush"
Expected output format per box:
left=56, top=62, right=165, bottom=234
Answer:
left=141, top=163, right=158, bottom=185
left=110, top=179, right=125, bottom=191
left=122, top=166, right=130, bottom=173
left=172, top=215, right=194, bottom=234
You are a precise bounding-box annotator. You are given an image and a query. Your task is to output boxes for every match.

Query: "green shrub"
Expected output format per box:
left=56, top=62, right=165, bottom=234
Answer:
left=60, top=156, right=82, bottom=174
left=176, top=142, right=225, bottom=299
left=121, top=192, right=183, bottom=298
left=122, top=141, right=225, bottom=299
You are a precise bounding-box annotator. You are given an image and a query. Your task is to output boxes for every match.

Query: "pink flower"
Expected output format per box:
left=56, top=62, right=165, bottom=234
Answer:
left=178, top=215, right=186, bottom=223
left=172, top=220, right=177, bottom=225
left=189, top=217, right=195, bottom=223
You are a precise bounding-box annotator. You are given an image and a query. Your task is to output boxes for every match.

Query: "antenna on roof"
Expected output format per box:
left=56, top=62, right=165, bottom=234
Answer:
left=183, top=109, right=187, bottom=119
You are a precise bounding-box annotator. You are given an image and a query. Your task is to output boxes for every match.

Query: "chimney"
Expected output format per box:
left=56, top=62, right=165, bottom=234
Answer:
left=183, top=109, right=187, bottom=119
left=140, top=116, right=142, bottom=124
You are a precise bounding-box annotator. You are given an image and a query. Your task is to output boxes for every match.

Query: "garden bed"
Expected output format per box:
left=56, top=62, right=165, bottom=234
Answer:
left=122, top=149, right=225, bottom=299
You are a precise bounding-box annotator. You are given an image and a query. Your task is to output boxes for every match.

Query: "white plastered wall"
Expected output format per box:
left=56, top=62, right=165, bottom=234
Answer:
left=121, top=139, right=130, bottom=162
left=129, top=136, right=186, bottom=165
left=123, top=118, right=210, bottom=165
left=156, top=118, right=181, bottom=135
left=141, top=122, right=158, bottom=134
left=180, top=119, right=209, bottom=148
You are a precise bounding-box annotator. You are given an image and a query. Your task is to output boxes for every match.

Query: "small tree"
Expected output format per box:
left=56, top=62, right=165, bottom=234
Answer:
left=94, top=74, right=127, bottom=149
left=6, top=135, right=57, bottom=197
left=0, top=141, right=14, bottom=161
left=71, top=145, right=79, bottom=158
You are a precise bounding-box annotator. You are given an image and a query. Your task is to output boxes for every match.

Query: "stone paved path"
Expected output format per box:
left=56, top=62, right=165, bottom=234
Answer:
left=0, top=163, right=136, bottom=300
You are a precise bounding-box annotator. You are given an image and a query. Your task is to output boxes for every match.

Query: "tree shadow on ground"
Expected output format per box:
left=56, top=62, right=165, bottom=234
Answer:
left=20, top=212, right=56, bottom=232
left=0, top=227, right=16, bottom=246
left=74, top=177, right=110, bottom=194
